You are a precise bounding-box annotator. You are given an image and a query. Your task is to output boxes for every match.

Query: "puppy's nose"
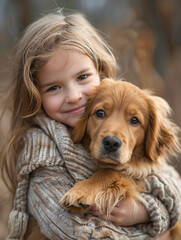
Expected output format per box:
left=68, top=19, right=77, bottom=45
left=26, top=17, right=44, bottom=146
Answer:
left=102, top=136, right=122, bottom=152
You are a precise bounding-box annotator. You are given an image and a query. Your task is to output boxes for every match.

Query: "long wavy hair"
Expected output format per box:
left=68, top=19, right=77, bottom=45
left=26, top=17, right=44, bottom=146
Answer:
left=0, top=9, right=117, bottom=194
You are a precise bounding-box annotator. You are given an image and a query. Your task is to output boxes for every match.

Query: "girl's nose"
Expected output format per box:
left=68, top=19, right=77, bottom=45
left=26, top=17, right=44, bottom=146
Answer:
left=65, top=87, right=82, bottom=103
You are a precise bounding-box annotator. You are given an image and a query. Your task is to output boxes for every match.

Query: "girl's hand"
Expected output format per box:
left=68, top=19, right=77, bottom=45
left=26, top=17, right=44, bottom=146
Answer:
left=158, top=230, right=171, bottom=240
left=91, top=199, right=150, bottom=226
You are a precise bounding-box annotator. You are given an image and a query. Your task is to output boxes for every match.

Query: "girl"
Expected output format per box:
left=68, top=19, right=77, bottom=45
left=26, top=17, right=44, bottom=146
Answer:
left=1, top=10, right=180, bottom=240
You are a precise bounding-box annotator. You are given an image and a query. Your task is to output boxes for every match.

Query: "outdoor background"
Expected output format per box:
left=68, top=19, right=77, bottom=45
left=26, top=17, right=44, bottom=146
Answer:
left=0, top=0, right=181, bottom=239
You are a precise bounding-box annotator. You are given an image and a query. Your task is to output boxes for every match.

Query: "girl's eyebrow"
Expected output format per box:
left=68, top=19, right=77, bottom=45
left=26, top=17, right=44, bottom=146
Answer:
left=38, top=80, right=60, bottom=89
left=39, top=68, right=91, bottom=89
left=73, top=68, right=91, bottom=78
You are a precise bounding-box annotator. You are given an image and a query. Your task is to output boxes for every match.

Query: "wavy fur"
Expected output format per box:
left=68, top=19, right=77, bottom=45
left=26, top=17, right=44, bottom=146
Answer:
left=62, top=79, right=181, bottom=239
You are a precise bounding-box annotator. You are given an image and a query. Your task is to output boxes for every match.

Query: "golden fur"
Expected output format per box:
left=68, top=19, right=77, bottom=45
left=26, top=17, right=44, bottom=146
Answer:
left=62, top=79, right=181, bottom=239
left=25, top=79, right=180, bottom=239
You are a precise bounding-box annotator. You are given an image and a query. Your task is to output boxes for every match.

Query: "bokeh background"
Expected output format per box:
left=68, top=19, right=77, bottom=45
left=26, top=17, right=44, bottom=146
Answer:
left=0, top=0, right=181, bottom=239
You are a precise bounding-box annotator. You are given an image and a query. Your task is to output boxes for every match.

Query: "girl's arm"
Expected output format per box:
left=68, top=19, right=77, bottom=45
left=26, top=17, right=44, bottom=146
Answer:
left=27, top=166, right=156, bottom=240
left=91, top=198, right=171, bottom=240
left=91, top=164, right=181, bottom=237
left=91, top=198, right=150, bottom=226
left=27, top=164, right=181, bottom=240
left=21, top=116, right=181, bottom=239
left=140, top=165, right=181, bottom=236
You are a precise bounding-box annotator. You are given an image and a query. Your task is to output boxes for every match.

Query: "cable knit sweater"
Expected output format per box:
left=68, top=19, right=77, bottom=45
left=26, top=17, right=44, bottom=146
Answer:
left=7, top=114, right=181, bottom=240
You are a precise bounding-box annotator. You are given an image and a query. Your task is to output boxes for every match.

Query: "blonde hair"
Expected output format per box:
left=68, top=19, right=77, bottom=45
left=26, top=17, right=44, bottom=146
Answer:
left=1, top=10, right=117, bottom=192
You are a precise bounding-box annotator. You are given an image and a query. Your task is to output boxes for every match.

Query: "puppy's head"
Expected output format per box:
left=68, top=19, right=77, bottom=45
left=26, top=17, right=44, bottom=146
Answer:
left=72, top=79, right=180, bottom=168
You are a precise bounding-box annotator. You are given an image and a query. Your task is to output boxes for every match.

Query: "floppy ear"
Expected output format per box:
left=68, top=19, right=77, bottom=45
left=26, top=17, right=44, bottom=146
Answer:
left=71, top=80, right=110, bottom=144
left=71, top=112, right=89, bottom=143
left=145, top=94, right=180, bottom=162
left=71, top=98, right=94, bottom=144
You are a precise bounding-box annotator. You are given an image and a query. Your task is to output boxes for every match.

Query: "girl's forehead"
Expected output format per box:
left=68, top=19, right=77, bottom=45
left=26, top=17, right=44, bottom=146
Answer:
left=44, top=47, right=91, bottom=70
left=46, top=48, right=71, bottom=69
left=36, top=47, right=97, bottom=82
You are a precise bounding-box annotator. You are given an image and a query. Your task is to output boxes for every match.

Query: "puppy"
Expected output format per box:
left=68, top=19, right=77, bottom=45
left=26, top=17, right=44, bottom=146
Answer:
left=61, top=79, right=180, bottom=238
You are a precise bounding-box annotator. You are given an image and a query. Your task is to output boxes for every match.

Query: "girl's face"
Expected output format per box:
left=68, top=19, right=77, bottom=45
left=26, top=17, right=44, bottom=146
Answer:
left=37, top=48, right=100, bottom=127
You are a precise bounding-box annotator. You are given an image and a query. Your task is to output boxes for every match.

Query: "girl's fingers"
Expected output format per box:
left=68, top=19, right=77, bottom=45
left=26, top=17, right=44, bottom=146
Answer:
left=110, top=205, right=121, bottom=216
left=90, top=205, right=105, bottom=216
left=101, top=214, right=117, bottom=222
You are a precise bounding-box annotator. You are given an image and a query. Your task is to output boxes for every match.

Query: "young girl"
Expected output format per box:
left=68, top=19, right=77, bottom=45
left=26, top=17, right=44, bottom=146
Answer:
left=1, top=10, right=180, bottom=240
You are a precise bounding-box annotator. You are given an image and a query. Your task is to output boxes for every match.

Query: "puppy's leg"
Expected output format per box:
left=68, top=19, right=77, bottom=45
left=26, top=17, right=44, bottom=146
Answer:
left=62, top=169, right=145, bottom=214
left=94, top=176, right=145, bottom=216
left=61, top=173, right=106, bottom=213
left=62, top=168, right=125, bottom=213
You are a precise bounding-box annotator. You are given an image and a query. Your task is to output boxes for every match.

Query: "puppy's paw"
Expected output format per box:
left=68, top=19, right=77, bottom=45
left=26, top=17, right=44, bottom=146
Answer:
left=94, top=177, right=145, bottom=215
left=61, top=189, right=93, bottom=213
left=94, top=180, right=127, bottom=215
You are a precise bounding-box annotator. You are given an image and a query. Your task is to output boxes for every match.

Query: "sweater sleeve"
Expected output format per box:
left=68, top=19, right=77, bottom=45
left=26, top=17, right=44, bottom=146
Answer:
left=24, top=116, right=181, bottom=239
left=138, top=165, right=181, bottom=236
left=27, top=166, right=156, bottom=240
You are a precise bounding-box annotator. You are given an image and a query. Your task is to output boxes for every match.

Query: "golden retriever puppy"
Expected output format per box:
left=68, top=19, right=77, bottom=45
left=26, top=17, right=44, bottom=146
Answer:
left=61, top=79, right=181, bottom=239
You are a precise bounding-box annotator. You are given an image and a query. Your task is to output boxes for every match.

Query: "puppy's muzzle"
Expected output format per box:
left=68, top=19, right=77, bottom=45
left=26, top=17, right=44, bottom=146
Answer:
left=102, top=136, right=122, bottom=153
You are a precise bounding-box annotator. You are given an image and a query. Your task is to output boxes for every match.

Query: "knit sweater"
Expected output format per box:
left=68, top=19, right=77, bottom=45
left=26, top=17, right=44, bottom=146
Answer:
left=7, top=114, right=181, bottom=240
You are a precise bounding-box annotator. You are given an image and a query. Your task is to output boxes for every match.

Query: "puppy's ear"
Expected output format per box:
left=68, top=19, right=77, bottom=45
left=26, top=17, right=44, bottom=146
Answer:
left=71, top=82, right=104, bottom=143
left=71, top=113, right=89, bottom=143
left=145, top=94, right=180, bottom=162
left=71, top=99, right=93, bottom=144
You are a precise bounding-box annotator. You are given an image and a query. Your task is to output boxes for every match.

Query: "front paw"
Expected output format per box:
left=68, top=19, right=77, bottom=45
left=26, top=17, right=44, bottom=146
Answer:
left=61, top=187, right=94, bottom=213
left=94, top=177, right=145, bottom=216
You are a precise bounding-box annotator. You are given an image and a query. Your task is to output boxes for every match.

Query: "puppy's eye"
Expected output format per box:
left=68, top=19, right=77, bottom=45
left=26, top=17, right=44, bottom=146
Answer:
left=95, top=110, right=105, bottom=119
left=130, top=117, right=140, bottom=126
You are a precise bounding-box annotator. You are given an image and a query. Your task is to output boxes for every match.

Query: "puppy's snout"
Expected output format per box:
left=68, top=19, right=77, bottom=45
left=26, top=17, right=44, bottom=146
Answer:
left=102, top=136, right=122, bottom=152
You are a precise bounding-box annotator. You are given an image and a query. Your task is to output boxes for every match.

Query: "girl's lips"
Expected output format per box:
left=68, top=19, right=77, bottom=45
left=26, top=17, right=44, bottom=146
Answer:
left=66, top=105, right=86, bottom=114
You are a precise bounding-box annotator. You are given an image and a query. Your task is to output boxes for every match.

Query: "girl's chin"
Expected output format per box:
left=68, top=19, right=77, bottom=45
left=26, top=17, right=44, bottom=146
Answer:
left=63, top=115, right=82, bottom=128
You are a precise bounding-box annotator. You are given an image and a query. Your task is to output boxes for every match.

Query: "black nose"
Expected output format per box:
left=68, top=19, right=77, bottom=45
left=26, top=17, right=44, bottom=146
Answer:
left=102, top=136, right=122, bottom=152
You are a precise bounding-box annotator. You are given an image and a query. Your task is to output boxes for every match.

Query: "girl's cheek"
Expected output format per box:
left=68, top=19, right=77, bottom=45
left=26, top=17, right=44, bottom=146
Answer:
left=86, top=81, right=100, bottom=95
left=42, top=98, right=54, bottom=111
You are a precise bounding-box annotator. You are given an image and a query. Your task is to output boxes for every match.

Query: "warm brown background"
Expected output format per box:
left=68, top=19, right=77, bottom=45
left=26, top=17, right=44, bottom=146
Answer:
left=0, top=1, right=181, bottom=239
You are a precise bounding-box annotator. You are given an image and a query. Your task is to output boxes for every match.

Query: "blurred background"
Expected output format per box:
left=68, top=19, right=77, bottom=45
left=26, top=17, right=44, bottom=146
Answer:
left=0, top=0, right=181, bottom=239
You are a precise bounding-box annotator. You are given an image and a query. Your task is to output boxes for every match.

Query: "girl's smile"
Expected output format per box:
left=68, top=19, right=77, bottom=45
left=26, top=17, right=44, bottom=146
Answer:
left=64, top=105, right=86, bottom=114
left=37, top=48, right=100, bottom=127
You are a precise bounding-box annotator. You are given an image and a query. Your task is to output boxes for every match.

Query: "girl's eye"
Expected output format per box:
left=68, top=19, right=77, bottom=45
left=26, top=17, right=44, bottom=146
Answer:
left=47, top=86, right=60, bottom=92
left=77, top=74, right=89, bottom=81
left=130, top=117, right=140, bottom=126
left=95, top=110, right=106, bottom=119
